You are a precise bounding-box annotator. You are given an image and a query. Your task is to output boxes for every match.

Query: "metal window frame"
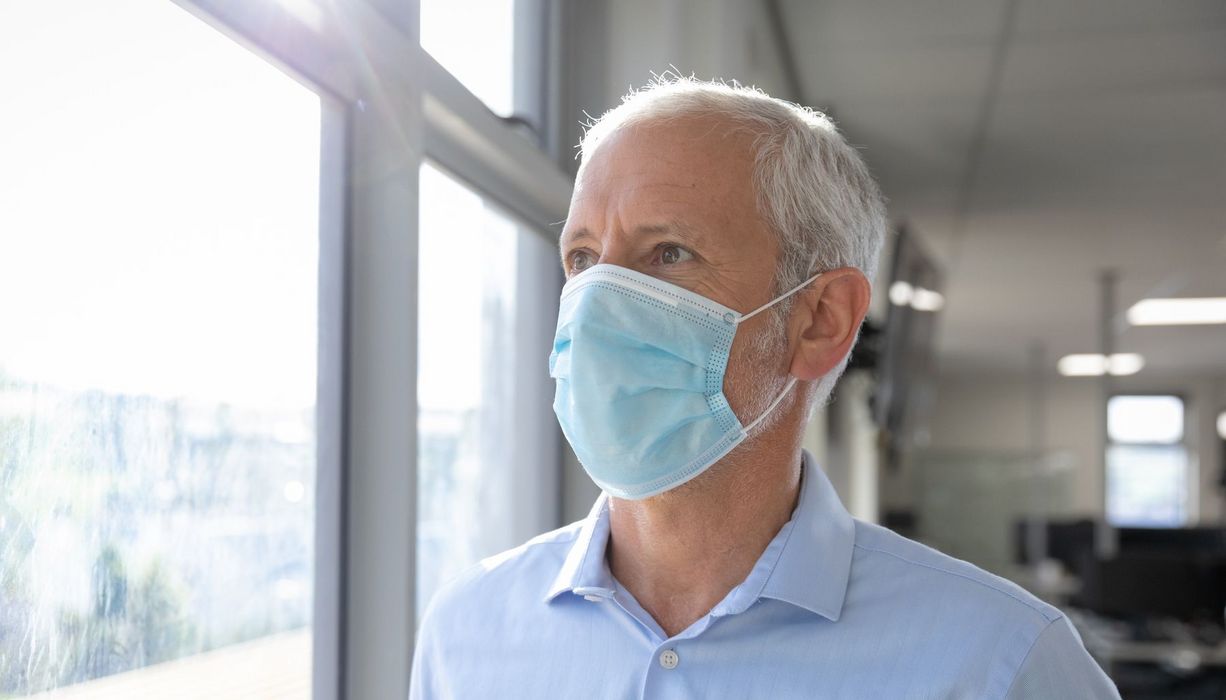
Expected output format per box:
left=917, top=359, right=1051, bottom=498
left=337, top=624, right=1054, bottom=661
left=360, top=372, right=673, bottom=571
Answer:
left=315, top=101, right=348, bottom=700
left=171, top=1, right=573, bottom=698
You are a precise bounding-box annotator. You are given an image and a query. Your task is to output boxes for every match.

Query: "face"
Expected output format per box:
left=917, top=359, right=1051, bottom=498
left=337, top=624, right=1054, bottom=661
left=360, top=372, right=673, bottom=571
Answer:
left=559, top=115, right=793, bottom=424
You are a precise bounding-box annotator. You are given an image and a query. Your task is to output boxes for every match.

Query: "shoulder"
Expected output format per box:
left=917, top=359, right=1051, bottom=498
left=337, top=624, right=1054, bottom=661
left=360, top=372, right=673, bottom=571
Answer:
left=411, top=521, right=588, bottom=697
left=846, top=521, right=1095, bottom=694
left=418, top=519, right=584, bottom=630
left=846, top=521, right=1118, bottom=697
left=849, top=518, right=1061, bottom=631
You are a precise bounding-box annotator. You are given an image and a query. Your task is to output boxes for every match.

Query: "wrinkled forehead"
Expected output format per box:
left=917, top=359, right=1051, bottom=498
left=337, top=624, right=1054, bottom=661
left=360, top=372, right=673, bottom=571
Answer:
left=567, top=115, right=763, bottom=227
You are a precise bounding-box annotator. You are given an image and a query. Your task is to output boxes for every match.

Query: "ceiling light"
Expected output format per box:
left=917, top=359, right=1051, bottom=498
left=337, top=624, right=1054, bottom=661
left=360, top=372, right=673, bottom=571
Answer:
left=1106, top=354, right=1145, bottom=375
left=889, top=281, right=913, bottom=306
left=1058, top=354, right=1105, bottom=376
left=1217, top=411, right=1226, bottom=441
left=1057, top=353, right=1145, bottom=377
left=1127, top=297, right=1226, bottom=326
left=911, top=288, right=945, bottom=312
left=889, top=281, right=944, bottom=312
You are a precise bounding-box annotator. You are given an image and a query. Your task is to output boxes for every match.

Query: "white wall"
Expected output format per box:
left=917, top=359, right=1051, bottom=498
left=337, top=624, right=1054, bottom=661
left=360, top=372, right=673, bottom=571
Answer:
left=602, top=0, right=791, bottom=99
left=560, top=0, right=798, bottom=175
left=815, top=371, right=879, bottom=522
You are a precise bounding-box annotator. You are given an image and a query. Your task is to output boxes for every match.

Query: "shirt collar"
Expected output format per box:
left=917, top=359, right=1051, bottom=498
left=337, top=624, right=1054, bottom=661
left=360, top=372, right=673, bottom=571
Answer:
left=543, top=450, right=856, bottom=622
left=544, top=489, right=615, bottom=602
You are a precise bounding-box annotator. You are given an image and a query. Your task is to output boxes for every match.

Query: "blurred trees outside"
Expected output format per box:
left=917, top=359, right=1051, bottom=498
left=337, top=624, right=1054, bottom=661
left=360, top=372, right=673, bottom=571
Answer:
left=0, top=370, right=312, bottom=695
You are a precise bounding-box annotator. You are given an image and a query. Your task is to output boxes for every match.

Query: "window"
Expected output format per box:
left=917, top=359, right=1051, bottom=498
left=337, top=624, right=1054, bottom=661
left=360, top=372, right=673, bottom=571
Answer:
left=1106, top=395, right=1190, bottom=527
left=0, top=1, right=321, bottom=694
left=2, top=0, right=571, bottom=695
left=420, top=0, right=517, bottom=116
left=416, top=163, right=560, bottom=617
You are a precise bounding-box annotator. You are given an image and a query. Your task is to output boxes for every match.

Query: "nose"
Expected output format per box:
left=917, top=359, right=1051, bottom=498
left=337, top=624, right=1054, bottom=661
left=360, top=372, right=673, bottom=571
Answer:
left=594, top=234, right=639, bottom=274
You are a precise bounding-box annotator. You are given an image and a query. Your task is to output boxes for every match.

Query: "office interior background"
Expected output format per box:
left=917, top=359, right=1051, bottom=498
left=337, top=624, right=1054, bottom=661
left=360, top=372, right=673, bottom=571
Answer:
left=0, top=0, right=1223, bottom=697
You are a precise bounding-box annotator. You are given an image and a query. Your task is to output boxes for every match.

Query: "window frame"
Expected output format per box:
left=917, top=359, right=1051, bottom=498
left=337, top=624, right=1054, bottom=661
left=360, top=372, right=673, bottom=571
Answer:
left=171, top=1, right=573, bottom=697
left=414, top=156, right=564, bottom=621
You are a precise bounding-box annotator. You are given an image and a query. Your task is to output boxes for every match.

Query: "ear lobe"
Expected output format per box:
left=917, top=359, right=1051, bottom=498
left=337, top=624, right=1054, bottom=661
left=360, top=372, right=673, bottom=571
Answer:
left=788, top=268, right=872, bottom=382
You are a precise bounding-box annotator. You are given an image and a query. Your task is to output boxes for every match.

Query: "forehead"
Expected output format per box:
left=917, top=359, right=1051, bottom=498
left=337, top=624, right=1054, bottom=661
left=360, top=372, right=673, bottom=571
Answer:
left=566, top=115, right=763, bottom=232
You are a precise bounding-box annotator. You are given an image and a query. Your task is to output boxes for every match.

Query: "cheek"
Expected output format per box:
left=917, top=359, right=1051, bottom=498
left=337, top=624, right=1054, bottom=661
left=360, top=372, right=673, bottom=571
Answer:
left=721, top=341, right=757, bottom=420
left=720, top=316, right=788, bottom=420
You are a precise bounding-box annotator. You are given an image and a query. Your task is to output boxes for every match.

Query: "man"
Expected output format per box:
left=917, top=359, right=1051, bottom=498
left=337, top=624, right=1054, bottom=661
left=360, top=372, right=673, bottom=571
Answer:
left=410, top=77, right=1119, bottom=699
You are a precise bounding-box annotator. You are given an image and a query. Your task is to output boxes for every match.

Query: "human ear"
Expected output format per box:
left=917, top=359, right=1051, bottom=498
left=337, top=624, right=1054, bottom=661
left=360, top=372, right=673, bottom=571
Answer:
left=788, top=268, right=872, bottom=381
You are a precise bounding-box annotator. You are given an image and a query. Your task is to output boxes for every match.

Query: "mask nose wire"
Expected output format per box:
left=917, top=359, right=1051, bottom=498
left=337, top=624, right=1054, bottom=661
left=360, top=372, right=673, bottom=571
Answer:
left=735, top=270, right=825, bottom=324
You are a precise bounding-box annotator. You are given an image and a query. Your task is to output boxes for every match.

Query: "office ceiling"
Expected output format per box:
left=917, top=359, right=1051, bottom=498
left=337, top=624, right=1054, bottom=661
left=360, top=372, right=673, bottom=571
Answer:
left=776, top=0, right=1226, bottom=377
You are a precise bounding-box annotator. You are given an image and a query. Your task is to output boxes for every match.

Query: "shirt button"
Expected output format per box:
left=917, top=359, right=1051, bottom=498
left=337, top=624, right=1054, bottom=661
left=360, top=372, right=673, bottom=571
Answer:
left=658, top=649, right=679, bottom=670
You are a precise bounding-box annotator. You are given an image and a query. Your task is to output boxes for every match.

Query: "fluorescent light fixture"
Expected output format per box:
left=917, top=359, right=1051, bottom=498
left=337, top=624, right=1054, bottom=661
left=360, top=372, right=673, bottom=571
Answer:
left=1058, top=354, right=1106, bottom=376
left=911, top=288, right=945, bottom=312
left=889, top=280, right=913, bottom=306
left=1218, top=411, right=1226, bottom=441
left=1058, top=353, right=1145, bottom=377
left=1127, top=297, right=1226, bottom=326
left=1107, top=353, right=1145, bottom=375
left=889, top=280, right=944, bottom=312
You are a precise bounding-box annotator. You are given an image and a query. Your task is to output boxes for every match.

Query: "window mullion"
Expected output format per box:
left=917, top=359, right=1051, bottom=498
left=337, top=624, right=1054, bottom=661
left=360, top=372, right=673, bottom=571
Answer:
left=342, top=32, right=424, bottom=700
left=422, top=53, right=573, bottom=235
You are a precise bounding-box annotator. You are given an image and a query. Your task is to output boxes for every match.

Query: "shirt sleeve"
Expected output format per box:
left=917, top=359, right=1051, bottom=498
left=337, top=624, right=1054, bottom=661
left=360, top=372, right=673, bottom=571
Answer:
left=1003, top=615, right=1121, bottom=700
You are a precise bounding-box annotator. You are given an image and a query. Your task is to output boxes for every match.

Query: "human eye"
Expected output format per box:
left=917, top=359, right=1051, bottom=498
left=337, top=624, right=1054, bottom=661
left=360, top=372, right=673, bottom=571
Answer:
left=566, top=249, right=597, bottom=277
left=653, top=243, right=694, bottom=267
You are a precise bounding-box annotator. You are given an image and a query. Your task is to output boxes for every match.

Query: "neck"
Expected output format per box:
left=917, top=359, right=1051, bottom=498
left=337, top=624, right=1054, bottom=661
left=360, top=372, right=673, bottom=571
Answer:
left=605, top=430, right=804, bottom=637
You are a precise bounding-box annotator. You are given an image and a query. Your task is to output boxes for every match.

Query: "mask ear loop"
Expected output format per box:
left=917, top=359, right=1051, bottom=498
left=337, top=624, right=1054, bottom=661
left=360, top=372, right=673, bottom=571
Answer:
left=736, top=270, right=824, bottom=324
left=734, top=269, right=823, bottom=433
left=742, top=376, right=798, bottom=434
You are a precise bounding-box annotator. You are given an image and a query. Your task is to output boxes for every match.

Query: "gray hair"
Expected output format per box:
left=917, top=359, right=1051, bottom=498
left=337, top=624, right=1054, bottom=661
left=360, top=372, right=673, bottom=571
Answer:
left=577, top=75, right=888, bottom=408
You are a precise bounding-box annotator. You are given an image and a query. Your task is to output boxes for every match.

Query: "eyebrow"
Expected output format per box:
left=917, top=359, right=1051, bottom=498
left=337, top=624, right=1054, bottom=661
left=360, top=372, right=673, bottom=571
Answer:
left=559, top=219, right=703, bottom=250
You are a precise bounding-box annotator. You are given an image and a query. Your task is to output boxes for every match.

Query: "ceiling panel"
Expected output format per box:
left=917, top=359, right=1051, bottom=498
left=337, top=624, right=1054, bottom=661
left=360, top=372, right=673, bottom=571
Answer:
left=1001, top=26, right=1226, bottom=97
left=835, top=96, right=980, bottom=196
left=1013, top=0, right=1226, bottom=37
left=778, top=0, right=1226, bottom=377
left=781, top=0, right=1007, bottom=45
left=970, top=87, right=1226, bottom=213
left=796, top=43, right=996, bottom=103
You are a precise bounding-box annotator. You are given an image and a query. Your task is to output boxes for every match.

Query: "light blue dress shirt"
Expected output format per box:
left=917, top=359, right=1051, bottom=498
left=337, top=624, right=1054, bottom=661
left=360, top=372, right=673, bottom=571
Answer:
left=410, top=451, right=1120, bottom=699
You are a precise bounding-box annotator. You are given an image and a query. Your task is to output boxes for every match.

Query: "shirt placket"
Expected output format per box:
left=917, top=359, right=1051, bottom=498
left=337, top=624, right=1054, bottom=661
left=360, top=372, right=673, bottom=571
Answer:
left=603, top=579, right=744, bottom=699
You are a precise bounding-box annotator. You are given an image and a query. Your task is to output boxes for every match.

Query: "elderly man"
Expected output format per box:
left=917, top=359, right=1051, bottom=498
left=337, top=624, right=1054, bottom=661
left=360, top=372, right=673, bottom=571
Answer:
left=410, top=78, right=1119, bottom=699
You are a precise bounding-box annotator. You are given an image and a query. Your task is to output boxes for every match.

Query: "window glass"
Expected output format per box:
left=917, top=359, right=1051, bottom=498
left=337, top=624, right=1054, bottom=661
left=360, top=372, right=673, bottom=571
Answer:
left=1106, top=445, right=1189, bottom=527
left=1106, top=395, right=1188, bottom=527
left=0, top=1, right=320, bottom=695
left=416, top=162, right=555, bottom=616
left=419, top=0, right=516, bottom=116
left=1107, top=395, right=1184, bottom=444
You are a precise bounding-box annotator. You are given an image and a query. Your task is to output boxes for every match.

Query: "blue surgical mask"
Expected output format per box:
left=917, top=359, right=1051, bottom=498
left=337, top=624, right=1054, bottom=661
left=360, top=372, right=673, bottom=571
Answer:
left=548, top=263, right=822, bottom=500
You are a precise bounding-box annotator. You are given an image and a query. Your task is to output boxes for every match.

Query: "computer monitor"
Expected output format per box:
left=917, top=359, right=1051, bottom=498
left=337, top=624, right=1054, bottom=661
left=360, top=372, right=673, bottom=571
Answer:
left=1075, top=551, right=1226, bottom=627
left=1014, top=518, right=1098, bottom=576
left=1117, top=526, right=1226, bottom=554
